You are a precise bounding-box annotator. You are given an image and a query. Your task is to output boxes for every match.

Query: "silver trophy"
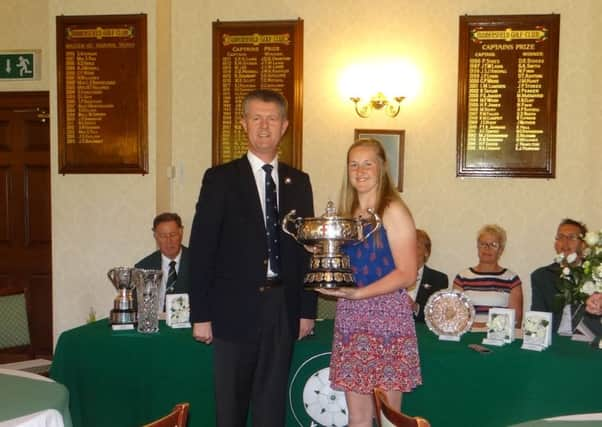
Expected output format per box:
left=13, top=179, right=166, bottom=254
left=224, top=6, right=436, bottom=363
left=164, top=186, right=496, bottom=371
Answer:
left=282, top=201, right=381, bottom=289
left=107, top=267, right=137, bottom=326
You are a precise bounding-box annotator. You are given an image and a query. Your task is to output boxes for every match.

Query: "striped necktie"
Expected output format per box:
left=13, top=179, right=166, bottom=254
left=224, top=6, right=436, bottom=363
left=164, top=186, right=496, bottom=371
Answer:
left=262, top=164, right=280, bottom=275
left=166, top=260, right=177, bottom=293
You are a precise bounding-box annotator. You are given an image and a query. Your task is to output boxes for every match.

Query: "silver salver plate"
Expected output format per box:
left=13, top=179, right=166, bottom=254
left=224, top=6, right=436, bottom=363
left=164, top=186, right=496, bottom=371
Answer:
left=424, top=290, right=475, bottom=339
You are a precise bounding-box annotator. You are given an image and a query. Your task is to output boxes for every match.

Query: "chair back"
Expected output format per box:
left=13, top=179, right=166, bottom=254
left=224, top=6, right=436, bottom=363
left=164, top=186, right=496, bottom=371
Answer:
left=143, top=403, right=189, bottom=427
left=374, top=388, right=430, bottom=427
left=0, top=287, right=33, bottom=360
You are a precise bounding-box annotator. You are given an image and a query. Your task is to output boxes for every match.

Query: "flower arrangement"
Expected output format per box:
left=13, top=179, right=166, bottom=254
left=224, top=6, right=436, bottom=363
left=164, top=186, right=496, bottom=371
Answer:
left=556, top=230, right=602, bottom=306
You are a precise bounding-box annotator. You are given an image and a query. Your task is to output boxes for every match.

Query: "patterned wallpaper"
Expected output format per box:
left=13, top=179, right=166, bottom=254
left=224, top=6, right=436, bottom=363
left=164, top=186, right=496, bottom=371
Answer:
left=1, top=0, right=600, bottom=341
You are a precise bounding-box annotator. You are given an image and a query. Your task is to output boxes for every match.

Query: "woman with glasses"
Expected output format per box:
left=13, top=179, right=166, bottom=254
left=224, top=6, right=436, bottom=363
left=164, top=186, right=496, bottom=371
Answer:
left=453, top=224, right=523, bottom=327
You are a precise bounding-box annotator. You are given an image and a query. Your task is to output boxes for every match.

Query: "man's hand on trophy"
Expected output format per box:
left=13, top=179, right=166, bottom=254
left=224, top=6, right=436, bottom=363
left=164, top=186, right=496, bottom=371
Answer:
left=315, top=287, right=361, bottom=300
left=192, top=321, right=213, bottom=344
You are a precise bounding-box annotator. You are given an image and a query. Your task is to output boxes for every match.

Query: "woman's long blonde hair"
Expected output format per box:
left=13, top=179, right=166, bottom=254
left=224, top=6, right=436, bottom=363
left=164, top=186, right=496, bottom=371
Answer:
left=338, top=138, right=401, bottom=218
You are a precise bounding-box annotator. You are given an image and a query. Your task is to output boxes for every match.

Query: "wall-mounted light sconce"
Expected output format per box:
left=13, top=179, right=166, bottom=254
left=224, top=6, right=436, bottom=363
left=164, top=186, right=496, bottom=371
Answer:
left=350, top=92, right=405, bottom=118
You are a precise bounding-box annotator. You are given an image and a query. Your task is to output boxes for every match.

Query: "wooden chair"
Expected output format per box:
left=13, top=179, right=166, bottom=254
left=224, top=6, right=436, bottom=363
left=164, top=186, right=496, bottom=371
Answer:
left=373, top=388, right=430, bottom=427
left=0, top=286, right=34, bottom=363
left=142, top=403, right=189, bottom=427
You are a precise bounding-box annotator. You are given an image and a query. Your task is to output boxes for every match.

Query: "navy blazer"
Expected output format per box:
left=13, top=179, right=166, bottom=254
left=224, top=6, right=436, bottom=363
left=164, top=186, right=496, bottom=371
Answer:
left=189, top=156, right=316, bottom=340
left=134, top=246, right=191, bottom=295
left=531, top=262, right=602, bottom=335
left=414, top=265, right=449, bottom=322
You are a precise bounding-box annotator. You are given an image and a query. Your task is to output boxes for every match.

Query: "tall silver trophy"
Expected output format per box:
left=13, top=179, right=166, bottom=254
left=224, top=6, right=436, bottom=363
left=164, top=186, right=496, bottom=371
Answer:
left=282, top=201, right=381, bottom=289
left=107, top=267, right=137, bottom=327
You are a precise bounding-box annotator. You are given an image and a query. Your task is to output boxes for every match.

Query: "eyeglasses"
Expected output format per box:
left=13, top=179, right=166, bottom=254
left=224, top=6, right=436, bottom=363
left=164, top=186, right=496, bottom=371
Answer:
left=478, top=241, right=500, bottom=250
left=554, top=234, right=581, bottom=242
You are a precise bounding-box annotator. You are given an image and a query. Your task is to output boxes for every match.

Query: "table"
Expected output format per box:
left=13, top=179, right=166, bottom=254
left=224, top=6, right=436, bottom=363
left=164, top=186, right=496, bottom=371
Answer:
left=511, top=413, right=602, bottom=427
left=0, top=369, right=72, bottom=427
left=51, top=319, right=601, bottom=427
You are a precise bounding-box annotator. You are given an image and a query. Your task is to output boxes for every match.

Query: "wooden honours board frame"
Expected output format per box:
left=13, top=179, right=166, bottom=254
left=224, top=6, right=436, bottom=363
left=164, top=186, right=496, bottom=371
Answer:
left=56, top=14, right=148, bottom=174
left=456, top=14, right=559, bottom=178
left=212, top=19, right=303, bottom=168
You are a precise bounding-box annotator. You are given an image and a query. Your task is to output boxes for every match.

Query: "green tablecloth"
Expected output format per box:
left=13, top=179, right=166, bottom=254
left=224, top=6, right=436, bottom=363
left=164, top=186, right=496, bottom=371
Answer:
left=0, top=372, right=72, bottom=426
left=51, top=319, right=601, bottom=427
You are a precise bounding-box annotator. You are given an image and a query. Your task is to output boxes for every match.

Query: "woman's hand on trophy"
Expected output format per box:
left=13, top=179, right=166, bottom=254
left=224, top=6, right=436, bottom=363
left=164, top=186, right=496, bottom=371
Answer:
left=192, top=321, right=213, bottom=344
left=315, top=287, right=361, bottom=300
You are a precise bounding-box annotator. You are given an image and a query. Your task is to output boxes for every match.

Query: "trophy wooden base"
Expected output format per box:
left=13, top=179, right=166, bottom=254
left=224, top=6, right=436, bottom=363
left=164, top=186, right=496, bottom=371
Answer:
left=304, top=281, right=356, bottom=290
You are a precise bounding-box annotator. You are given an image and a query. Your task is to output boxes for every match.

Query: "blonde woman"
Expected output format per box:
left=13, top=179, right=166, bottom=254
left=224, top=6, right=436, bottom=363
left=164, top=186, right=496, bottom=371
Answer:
left=317, top=139, right=420, bottom=427
left=453, top=224, right=523, bottom=327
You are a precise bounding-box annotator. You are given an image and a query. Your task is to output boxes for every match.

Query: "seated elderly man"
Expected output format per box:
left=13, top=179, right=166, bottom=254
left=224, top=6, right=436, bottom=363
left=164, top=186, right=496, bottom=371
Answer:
left=454, top=224, right=523, bottom=327
left=135, top=212, right=190, bottom=311
left=531, top=218, right=601, bottom=336
left=409, top=229, right=449, bottom=322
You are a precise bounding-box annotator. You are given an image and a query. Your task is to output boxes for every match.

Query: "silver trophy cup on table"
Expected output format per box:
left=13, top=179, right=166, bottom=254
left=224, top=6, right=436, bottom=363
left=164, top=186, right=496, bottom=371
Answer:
left=107, top=266, right=137, bottom=327
left=282, top=201, right=381, bottom=289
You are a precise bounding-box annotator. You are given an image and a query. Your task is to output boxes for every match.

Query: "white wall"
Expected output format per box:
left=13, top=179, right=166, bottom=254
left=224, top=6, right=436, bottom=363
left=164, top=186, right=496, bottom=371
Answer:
left=1, top=0, right=600, bottom=340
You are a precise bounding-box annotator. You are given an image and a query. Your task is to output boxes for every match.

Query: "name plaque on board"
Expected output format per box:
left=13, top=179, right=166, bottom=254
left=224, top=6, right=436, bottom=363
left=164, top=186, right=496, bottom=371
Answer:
left=456, top=14, right=559, bottom=178
left=212, top=19, right=303, bottom=168
left=56, top=14, right=148, bottom=174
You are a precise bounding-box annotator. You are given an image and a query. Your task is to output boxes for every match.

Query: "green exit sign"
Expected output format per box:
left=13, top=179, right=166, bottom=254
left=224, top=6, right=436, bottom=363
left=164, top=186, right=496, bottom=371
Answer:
left=0, top=51, right=39, bottom=80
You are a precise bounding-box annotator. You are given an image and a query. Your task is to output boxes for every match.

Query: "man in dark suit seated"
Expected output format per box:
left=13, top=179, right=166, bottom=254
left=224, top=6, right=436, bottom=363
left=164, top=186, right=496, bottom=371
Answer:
left=409, top=229, right=448, bottom=322
left=531, top=218, right=600, bottom=336
left=135, top=212, right=190, bottom=312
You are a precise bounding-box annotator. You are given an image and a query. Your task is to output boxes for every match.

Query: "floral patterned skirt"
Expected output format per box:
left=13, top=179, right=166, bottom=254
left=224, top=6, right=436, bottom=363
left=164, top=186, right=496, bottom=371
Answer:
left=329, top=290, right=422, bottom=394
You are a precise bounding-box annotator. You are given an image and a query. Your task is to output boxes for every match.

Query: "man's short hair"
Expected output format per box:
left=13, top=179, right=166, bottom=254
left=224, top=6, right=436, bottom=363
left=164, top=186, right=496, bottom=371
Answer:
left=153, top=212, right=182, bottom=230
left=242, top=89, right=288, bottom=118
left=559, top=218, right=588, bottom=236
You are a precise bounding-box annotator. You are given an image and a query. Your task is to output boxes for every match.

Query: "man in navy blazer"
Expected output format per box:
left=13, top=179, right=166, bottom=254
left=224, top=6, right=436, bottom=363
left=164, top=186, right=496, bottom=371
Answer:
left=411, top=229, right=448, bottom=322
left=135, top=213, right=190, bottom=310
left=530, top=218, right=602, bottom=335
left=189, top=90, right=316, bottom=427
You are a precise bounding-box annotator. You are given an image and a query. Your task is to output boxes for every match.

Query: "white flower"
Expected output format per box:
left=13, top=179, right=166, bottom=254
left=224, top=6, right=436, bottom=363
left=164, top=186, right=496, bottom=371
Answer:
left=594, top=265, right=602, bottom=281
left=596, top=282, right=602, bottom=293
left=584, top=231, right=600, bottom=247
left=581, top=281, right=596, bottom=295
left=566, top=252, right=578, bottom=264
left=554, top=253, right=565, bottom=264
left=562, top=267, right=571, bottom=276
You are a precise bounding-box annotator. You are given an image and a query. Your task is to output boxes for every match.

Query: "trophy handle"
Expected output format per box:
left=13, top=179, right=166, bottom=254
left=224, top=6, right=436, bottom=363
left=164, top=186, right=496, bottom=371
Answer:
left=107, top=268, right=116, bottom=285
left=359, top=209, right=382, bottom=243
left=281, top=209, right=300, bottom=241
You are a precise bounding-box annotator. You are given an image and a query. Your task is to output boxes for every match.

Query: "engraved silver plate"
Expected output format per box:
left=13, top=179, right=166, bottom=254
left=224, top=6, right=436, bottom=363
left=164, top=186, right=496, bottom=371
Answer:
left=424, top=290, right=475, bottom=338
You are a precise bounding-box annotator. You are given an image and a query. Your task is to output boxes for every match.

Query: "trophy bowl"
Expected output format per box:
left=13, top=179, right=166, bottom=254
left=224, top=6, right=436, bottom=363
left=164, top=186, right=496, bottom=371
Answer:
left=107, top=266, right=137, bottom=326
left=283, top=201, right=381, bottom=289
